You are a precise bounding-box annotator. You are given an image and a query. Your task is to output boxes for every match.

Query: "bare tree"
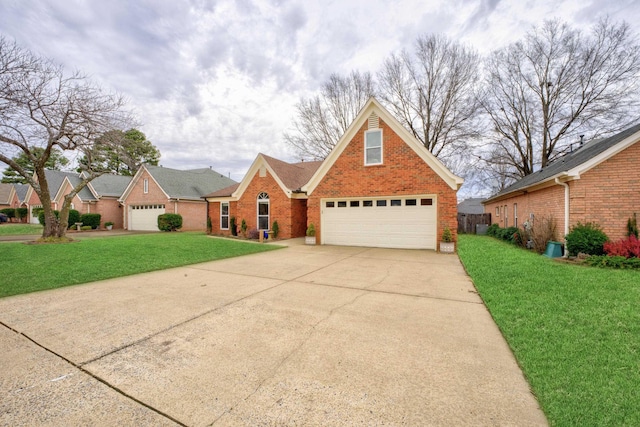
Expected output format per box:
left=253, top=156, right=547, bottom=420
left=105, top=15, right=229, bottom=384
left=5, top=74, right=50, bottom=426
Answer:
left=0, top=37, right=131, bottom=240
left=377, top=34, right=482, bottom=162
left=480, top=18, right=640, bottom=178
left=284, top=70, right=374, bottom=160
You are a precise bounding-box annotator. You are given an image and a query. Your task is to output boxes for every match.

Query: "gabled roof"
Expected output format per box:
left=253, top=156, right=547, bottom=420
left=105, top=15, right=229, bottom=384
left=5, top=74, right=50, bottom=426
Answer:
left=484, top=123, right=640, bottom=203
left=204, top=153, right=323, bottom=200
left=46, top=170, right=96, bottom=202
left=457, top=198, right=486, bottom=214
left=302, top=97, right=464, bottom=193
left=121, top=165, right=237, bottom=201
left=14, top=184, right=28, bottom=203
left=88, top=174, right=132, bottom=198
left=0, top=183, right=15, bottom=204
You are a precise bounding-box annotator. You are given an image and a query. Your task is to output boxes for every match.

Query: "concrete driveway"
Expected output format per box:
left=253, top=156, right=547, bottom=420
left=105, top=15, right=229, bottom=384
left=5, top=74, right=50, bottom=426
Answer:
left=0, top=239, right=547, bottom=426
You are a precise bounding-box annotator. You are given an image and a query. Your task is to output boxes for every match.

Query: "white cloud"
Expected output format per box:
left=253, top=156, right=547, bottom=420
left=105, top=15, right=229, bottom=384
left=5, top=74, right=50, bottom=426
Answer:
left=1, top=0, right=640, bottom=185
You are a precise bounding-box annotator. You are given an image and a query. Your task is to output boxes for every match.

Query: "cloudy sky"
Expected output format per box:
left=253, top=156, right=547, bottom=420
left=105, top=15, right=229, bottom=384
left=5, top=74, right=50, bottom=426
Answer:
left=1, top=0, right=639, bottom=188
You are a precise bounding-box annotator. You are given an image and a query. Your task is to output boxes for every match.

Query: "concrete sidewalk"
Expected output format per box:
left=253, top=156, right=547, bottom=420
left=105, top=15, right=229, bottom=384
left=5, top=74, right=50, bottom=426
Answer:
left=0, top=242, right=547, bottom=426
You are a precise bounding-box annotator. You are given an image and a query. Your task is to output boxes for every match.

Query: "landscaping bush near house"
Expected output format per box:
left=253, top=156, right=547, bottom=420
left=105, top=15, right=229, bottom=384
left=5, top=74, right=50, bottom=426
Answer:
left=80, top=213, right=101, bottom=229
left=627, top=213, right=639, bottom=238
left=80, top=225, right=92, bottom=231
left=526, top=215, right=557, bottom=254
left=565, top=222, right=608, bottom=256
left=67, top=209, right=80, bottom=228
left=38, top=210, right=59, bottom=225
left=247, top=228, right=259, bottom=239
left=0, top=208, right=16, bottom=219
left=584, top=255, right=640, bottom=269
left=157, top=213, right=182, bottom=231
left=230, top=216, right=237, bottom=236
left=604, top=235, right=640, bottom=258
left=15, top=208, right=28, bottom=221
left=486, top=223, right=500, bottom=237
left=486, top=224, right=522, bottom=245
left=272, top=220, right=279, bottom=238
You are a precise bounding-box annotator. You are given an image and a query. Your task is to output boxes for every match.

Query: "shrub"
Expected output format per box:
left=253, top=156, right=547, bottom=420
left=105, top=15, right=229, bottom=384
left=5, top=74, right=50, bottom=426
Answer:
left=67, top=209, right=80, bottom=228
left=157, top=213, right=182, bottom=231
left=584, top=255, right=640, bottom=269
left=247, top=228, right=259, bottom=239
left=15, top=208, right=28, bottom=220
left=81, top=225, right=92, bottom=231
left=206, top=216, right=212, bottom=233
left=272, top=220, right=279, bottom=238
left=241, top=219, right=247, bottom=236
left=524, top=215, right=557, bottom=254
left=230, top=216, right=237, bottom=236
left=105, top=221, right=114, bottom=227
left=442, top=226, right=453, bottom=242
left=565, top=222, right=608, bottom=256
left=486, top=223, right=500, bottom=237
left=604, top=235, right=640, bottom=258
left=0, top=208, right=15, bottom=218
left=306, top=223, right=316, bottom=237
left=38, top=210, right=59, bottom=225
left=80, top=213, right=101, bottom=229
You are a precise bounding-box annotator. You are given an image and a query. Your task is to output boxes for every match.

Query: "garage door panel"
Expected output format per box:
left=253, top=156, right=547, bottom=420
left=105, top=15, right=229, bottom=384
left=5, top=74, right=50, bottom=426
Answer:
left=129, top=205, right=165, bottom=231
left=322, top=197, right=436, bottom=249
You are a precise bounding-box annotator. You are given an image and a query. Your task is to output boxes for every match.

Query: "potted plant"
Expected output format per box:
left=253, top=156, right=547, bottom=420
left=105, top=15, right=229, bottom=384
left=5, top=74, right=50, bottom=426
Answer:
left=439, top=226, right=455, bottom=253
left=105, top=221, right=114, bottom=231
left=305, top=223, right=316, bottom=245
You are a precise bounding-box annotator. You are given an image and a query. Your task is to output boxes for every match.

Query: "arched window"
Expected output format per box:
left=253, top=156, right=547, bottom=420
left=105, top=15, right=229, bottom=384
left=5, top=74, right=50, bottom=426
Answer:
left=257, top=192, right=269, bottom=230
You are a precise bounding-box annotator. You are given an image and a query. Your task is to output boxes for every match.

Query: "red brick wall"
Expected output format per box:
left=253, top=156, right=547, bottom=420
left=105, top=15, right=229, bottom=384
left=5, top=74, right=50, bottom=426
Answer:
left=207, top=171, right=307, bottom=239
left=307, top=118, right=459, bottom=245
left=484, top=140, right=640, bottom=242
left=93, top=197, right=124, bottom=229
left=122, top=169, right=167, bottom=229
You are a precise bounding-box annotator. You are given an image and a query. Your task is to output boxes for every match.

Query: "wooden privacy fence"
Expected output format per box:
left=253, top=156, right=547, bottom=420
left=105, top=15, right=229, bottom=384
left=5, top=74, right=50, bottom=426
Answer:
left=458, top=213, right=491, bottom=234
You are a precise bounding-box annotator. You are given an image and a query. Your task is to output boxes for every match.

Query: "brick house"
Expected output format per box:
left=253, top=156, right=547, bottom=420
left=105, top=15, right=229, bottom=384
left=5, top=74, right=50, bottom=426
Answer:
left=0, top=183, right=17, bottom=210
left=23, top=170, right=132, bottom=227
left=120, top=165, right=236, bottom=231
left=205, top=97, right=463, bottom=250
left=483, top=123, right=640, bottom=241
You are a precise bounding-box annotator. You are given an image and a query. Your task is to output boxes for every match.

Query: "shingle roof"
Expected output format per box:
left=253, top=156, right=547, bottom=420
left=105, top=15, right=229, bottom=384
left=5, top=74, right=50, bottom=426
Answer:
left=44, top=170, right=96, bottom=201
left=0, top=183, right=13, bottom=204
left=457, top=198, right=486, bottom=214
left=14, top=184, right=28, bottom=203
left=484, top=123, right=640, bottom=203
left=90, top=174, right=132, bottom=198
left=204, top=183, right=240, bottom=198
left=145, top=165, right=237, bottom=200
left=261, top=154, right=323, bottom=191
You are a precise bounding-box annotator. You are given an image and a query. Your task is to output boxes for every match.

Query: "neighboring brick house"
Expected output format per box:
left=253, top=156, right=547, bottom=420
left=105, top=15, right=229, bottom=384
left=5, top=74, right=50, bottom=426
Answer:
left=206, top=97, right=463, bottom=250
left=483, top=123, right=640, bottom=242
left=0, top=183, right=17, bottom=210
left=23, top=170, right=132, bottom=227
left=120, top=165, right=237, bottom=231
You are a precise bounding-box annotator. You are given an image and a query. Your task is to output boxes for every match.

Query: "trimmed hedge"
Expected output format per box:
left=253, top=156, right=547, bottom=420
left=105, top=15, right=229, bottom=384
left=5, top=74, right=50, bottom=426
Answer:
left=158, top=213, right=182, bottom=231
left=38, top=210, right=59, bottom=225
left=565, top=222, right=608, bottom=256
left=0, top=208, right=16, bottom=218
left=15, top=208, right=28, bottom=219
left=80, top=213, right=101, bottom=229
left=67, top=209, right=80, bottom=227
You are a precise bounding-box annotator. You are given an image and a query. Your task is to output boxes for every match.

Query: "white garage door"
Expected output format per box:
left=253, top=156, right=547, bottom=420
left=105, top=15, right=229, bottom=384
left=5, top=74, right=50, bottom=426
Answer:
left=321, top=196, right=437, bottom=249
left=129, top=204, right=165, bottom=231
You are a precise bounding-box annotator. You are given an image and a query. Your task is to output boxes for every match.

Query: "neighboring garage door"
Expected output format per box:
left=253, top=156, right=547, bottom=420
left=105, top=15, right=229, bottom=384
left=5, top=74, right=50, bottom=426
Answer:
left=129, top=204, right=165, bottom=231
left=321, top=196, right=437, bottom=249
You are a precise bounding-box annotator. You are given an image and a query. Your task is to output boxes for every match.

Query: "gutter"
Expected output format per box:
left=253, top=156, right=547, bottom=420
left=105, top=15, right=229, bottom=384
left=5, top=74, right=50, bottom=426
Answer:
left=554, top=177, right=570, bottom=255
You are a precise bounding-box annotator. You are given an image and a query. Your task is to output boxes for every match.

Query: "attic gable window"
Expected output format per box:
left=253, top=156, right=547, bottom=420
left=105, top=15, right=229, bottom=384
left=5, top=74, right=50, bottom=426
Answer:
left=143, top=178, right=149, bottom=194
left=365, top=129, right=382, bottom=166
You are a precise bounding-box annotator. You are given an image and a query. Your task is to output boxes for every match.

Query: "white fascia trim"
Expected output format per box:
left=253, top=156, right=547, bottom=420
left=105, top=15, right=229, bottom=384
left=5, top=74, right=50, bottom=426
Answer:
left=569, top=131, right=640, bottom=177
left=52, top=177, right=72, bottom=204
left=302, top=97, right=464, bottom=194
left=231, top=154, right=293, bottom=199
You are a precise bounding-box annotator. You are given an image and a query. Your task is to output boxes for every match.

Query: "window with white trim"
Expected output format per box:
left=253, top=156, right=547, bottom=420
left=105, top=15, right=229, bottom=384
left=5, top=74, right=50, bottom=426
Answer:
left=365, top=129, right=382, bottom=165
left=220, top=202, right=229, bottom=230
left=514, top=203, right=518, bottom=227
left=257, top=192, right=269, bottom=230
left=143, top=178, right=149, bottom=194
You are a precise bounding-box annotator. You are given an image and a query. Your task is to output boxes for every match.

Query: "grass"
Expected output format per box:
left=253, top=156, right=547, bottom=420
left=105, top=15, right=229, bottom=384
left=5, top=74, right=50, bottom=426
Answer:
left=0, top=223, right=43, bottom=235
left=0, top=233, right=280, bottom=298
left=457, top=235, right=640, bottom=426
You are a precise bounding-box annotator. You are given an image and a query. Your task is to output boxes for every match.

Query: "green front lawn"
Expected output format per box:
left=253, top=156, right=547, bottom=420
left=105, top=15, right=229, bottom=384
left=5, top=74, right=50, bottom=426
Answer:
left=0, top=223, right=43, bottom=235
left=458, top=235, right=640, bottom=426
left=0, top=233, right=280, bottom=298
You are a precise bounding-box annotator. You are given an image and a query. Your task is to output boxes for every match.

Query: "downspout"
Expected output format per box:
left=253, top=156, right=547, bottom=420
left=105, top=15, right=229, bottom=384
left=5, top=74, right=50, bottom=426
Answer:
left=555, top=177, right=569, bottom=256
